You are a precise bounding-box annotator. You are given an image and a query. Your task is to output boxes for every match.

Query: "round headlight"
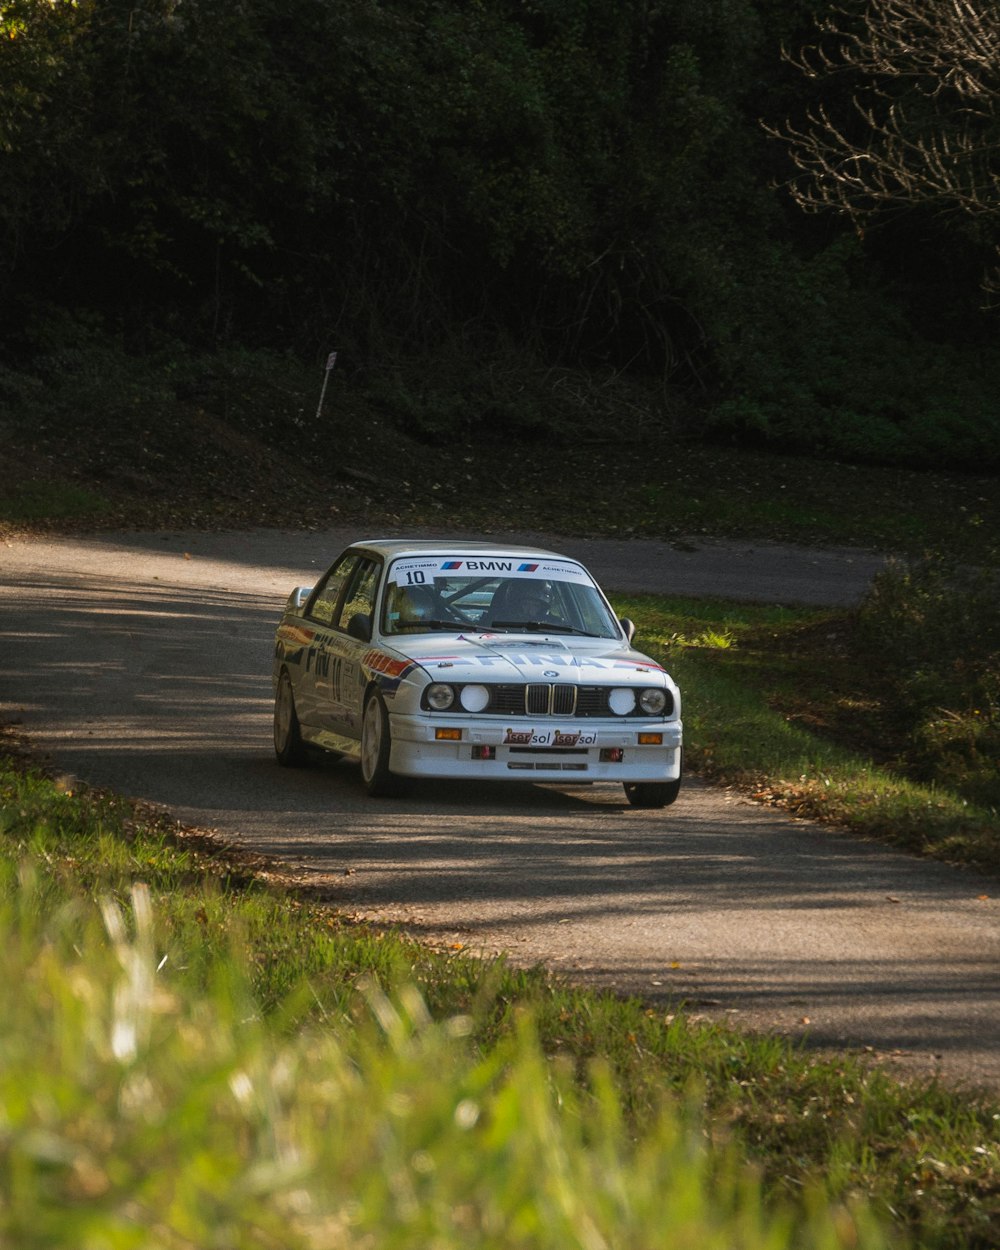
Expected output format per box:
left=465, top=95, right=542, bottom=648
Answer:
left=426, top=683, right=455, bottom=710
left=638, top=687, right=668, bottom=716
left=608, top=687, right=635, bottom=715
left=460, top=684, right=490, bottom=712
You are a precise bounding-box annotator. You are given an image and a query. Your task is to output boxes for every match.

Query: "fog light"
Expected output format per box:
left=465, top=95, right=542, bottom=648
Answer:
left=637, top=732, right=663, bottom=745
left=600, top=748, right=624, bottom=763
left=435, top=727, right=462, bottom=741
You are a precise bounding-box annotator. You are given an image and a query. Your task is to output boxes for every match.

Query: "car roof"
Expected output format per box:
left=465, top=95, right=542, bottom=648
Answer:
left=347, top=538, right=570, bottom=562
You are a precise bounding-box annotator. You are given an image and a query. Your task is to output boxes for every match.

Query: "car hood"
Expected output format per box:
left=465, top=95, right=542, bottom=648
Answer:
left=394, top=633, right=668, bottom=684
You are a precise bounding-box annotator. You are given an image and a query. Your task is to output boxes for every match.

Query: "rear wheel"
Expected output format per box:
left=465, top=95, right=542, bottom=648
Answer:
left=624, top=776, right=681, bottom=809
left=360, top=689, right=410, bottom=797
left=274, top=670, right=308, bottom=767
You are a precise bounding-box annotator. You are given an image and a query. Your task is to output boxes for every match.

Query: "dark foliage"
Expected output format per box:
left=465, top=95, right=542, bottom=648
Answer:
left=1, top=0, right=998, bottom=470
left=856, top=552, right=1000, bottom=808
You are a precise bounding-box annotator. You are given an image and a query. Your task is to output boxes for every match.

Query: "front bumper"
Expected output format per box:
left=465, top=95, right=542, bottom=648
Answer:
left=387, top=713, right=683, bottom=782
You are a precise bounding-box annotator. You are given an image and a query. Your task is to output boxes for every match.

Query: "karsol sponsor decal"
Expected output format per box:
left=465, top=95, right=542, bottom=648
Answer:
left=504, top=727, right=597, bottom=747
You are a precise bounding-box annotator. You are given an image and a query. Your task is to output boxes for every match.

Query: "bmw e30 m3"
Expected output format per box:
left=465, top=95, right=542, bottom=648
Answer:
left=272, top=540, right=682, bottom=807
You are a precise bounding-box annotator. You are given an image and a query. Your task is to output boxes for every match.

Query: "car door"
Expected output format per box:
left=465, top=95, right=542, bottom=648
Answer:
left=326, top=557, right=382, bottom=738
left=296, top=553, right=360, bottom=730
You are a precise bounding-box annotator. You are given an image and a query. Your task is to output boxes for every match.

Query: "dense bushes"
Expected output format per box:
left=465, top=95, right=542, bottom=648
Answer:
left=857, top=552, right=1000, bottom=808
left=1, top=0, right=998, bottom=469
left=704, top=237, right=1000, bottom=470
left=0, top=0, right=767, bottom=354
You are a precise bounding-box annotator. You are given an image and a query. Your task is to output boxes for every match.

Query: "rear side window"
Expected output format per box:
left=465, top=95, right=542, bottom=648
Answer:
left=337, top=559, right=380, bottom=635
left=308, top=554, right=358, bottom=626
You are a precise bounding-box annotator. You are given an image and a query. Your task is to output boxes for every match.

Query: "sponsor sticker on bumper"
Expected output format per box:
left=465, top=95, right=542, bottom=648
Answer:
left=503, top=728, right=598, bottom=747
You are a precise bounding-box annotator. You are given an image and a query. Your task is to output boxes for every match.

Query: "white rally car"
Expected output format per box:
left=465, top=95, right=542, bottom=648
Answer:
left=272, top=540, right=682, bottom=807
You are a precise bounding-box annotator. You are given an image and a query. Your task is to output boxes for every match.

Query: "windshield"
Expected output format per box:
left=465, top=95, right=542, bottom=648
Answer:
left=381, top=557, right=622, bottom=639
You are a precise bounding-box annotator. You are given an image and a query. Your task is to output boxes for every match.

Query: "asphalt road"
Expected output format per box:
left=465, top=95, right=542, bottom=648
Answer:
left=3, top=525, right=999, bottom=1090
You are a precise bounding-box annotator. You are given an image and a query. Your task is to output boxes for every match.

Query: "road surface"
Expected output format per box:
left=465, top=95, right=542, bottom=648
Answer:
left=2, top=525, right=998, bottom=1090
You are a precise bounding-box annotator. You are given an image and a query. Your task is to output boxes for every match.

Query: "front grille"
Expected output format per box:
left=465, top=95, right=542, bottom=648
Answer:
left=521, top=683, right=577, bottom=715
left=576, top=686, right=611, bottom=717
left=526, top=684, right=549, bottom=715
left=552, top=684, right=576, bottom=715
left=523, top=684, right=579, bottom=715
left=489, top=684, right=531, bottom=715
left=483, top=683, right=584, bottom=716
left=426, top=682, right=671, bottom=718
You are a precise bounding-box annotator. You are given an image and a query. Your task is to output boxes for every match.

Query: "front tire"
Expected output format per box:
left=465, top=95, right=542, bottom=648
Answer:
left=360, top=689, right=410, bottom=797
left=274, top=670, right=308, bottom=767
left=624, top=776, right=681, bottom=809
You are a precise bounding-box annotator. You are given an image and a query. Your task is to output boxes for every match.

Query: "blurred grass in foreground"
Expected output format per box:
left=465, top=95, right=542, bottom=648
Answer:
left=3, top=755, right=1000, bottom=1248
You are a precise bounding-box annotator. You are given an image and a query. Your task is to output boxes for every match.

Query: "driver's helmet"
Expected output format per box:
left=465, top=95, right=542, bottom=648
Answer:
left=507, top=578, right=554, bottom=618
left=392, top=584, right=435, bottom=622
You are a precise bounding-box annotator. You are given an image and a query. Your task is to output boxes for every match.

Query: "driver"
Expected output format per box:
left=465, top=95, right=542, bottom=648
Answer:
left=499, top=579, right=557, bottom=623
left=389, top=584, right=437, bottom=630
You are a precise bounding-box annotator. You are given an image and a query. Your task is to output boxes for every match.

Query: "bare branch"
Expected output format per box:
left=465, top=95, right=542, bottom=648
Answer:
left=769, top=0, right=1000, bottom=291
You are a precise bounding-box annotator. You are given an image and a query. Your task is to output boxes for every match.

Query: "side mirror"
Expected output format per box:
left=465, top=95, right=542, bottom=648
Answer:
left=619, top=617, right=636, bottom=644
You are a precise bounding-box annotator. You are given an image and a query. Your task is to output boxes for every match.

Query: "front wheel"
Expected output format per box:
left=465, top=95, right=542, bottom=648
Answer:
left=360, top=689, right=410, bottom=797
left=624, top=776, right=681, bottom=809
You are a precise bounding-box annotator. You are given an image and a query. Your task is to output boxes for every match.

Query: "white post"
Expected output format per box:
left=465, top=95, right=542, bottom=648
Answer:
left=314, top=351, right=338, bottom=422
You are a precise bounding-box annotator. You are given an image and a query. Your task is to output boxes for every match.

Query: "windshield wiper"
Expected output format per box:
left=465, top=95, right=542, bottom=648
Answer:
left=396, top=619, right=489, bottom=633
left=491, top=620, right=600, bottom=636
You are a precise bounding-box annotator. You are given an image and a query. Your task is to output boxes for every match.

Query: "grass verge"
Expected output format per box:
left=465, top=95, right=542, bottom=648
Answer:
left=0, top=481, right=112, bottom=524
left=2, top=741, right=1000, bottom=1248
left=615, top=593, right=1000, bottom=874
left=2, top=343, right=998, bottom=560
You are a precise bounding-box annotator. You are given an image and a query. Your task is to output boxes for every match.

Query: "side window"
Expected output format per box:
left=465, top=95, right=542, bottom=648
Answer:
left=337, top=559, right=380, bottom=637
left=308, top=555, right=358, bottom=626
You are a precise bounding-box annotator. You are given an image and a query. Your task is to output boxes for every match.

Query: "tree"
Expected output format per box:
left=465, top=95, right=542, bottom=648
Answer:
left=771, top=0, right=1000, bottom=297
